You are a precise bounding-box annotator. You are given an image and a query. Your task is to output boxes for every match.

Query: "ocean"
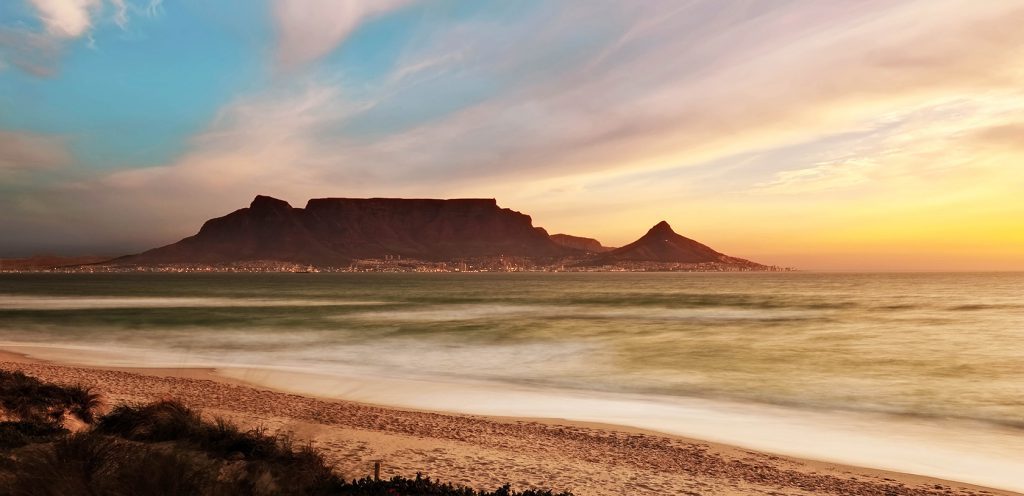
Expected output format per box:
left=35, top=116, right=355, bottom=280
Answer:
left=1, top=272, right=1022, bottom=490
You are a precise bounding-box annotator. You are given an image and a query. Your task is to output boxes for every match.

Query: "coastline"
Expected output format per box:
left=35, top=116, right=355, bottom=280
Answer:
left=0, top=345, right=1018, bottom=496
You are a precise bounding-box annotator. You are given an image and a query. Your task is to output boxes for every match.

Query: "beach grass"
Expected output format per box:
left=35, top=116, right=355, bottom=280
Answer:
left=0, top=370, right=100, bottom=425
left=0, top=371, right=573, bottom=496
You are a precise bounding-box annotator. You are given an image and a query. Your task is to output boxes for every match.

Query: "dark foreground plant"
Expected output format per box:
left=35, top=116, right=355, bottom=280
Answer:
left=0, top=373, right=574, bottom=496
left=6, top=432, right=216, bottom=496
left=0, top=370, right=100, bottom=425
left=338, top=475, right=575, bottom=496
left=0, top=421, right=66, bottom=449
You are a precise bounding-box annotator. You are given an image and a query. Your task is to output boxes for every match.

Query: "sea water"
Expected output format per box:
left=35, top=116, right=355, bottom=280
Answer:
left=1, top=273, right=1022, bottom=490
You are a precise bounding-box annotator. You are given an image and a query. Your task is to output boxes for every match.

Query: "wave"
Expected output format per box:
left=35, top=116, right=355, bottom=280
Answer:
left=0, top=296, right=387, bottom=310
left=947, top=303, right=1023, bottom=311
left=345, top=304, right=826, bottom=323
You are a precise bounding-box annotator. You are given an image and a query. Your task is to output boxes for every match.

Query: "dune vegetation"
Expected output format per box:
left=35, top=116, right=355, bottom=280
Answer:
left=0, top=370, right=572, bottom=496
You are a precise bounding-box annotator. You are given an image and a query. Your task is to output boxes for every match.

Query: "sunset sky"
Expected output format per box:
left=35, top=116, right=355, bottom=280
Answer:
left=2, top=0, right=1023, bottom=270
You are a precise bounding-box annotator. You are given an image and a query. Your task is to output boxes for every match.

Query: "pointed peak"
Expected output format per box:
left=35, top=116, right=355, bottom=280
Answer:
left=250, top=195, right=291, bottom=211
left=647, top=220, right=675, bottom=235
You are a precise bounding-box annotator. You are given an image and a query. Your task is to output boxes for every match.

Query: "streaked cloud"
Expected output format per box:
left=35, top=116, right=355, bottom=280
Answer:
left=754, top=93, right=1024, bottom=195
left=19, top=84, right=362, bottom=247
left=3, top=0, right=1024, bottom=269
left=0, top=28, right=62, bottom=77
left=272, top=0, right=412, bottom=70
left=971, top=122, right=1024, bottom=150
left=0, top=130, right=72, bottom=172
left=108, top=0, right=127, bottom=29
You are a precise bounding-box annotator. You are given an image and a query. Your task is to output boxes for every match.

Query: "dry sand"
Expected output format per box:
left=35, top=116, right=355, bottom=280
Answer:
left=0, top=350, right=1017, bottom=496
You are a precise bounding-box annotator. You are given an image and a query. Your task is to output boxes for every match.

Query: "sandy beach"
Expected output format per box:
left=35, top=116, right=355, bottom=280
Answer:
left=0, top=348, right=1016, bottom=496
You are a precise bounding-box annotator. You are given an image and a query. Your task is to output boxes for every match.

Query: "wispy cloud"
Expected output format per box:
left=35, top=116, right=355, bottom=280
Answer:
left=0, top=28, right=63, bottom=77
left=754, top=93, right=1024, bottom=195
left=971, top=122, right=1024, bottom=150
left=0, top=131, right=72, bottom=172
left=109, top=0, right=127, bottom=29
left=755, top=160, right=878, bottom=195
left=272, top=0, right=412, bottom=71
left=5, top=0, right=1024, bottom=268
left=235, top=0, right=1024, bottom=204
left=142, top=0, right=161, bottom=18
left=37, top=84, right=366, bottom=245
left=0, top=0, right=160, bottom=76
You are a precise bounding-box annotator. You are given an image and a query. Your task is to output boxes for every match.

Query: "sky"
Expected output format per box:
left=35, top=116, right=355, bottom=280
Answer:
left=1, top=0, right=1023, bottom=270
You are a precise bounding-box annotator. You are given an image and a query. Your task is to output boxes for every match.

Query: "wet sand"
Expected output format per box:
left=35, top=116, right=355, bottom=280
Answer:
left=0, top=349, right=1017, bottom=496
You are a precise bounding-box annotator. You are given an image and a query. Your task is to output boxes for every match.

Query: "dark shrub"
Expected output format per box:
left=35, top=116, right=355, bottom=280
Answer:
left=336, top=475, right=574, bottom=496
left=95, top=399, right=203, bottom=442
left=94, top=400, right=342, bottom=494
left=0, top=371, right=100, bottom=425
left=113, top=446, right=217, bottom=496
left=202, top=417, right=281, bottom=460
left=60, top=385, right=102, bottom=424
left=6, top=432, right=216, bottom=496
left=0, top=421, right=66, bottom=449
left=7, top=432, right=121, bottom=495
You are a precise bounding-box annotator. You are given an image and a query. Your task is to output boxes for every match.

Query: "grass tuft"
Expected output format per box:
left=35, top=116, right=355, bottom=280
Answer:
left=0, top=372, right=573, bottom=496
left=338, top=475, right=575, bottom=495
left=0, top=370, right=101, bottom=425
left=95, top=399, right=203, bottom=442
left=7, top=432, right=215, bottom=496
left=0, top=421, right=66, bottom=449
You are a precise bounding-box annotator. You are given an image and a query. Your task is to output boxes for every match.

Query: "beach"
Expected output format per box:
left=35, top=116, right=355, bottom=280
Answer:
left=1, top=347, right=1016, bottom=496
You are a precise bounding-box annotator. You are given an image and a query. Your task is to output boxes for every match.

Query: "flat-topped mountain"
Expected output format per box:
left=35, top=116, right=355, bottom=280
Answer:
left=117, top=195, right=567, bottom=266
left=103, top=195, right=778, bottom=271
left=550, top=234, right=612, bottom=253
left=594, top=221, right=768, bottom=268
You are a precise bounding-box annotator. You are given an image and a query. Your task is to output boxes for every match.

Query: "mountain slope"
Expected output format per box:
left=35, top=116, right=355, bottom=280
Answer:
left=550, top=234, right=612, bottom=253
left=595, top=221, right=766, bottom=267
left=302, top=197, right=562, bottom=259
left=117, top=196, right=342, bottom=265
left=117, top=195, right=567, bottom=266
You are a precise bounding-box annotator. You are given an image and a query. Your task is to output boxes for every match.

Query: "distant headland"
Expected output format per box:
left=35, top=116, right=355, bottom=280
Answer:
left=2, top=195, right=791, bottom=273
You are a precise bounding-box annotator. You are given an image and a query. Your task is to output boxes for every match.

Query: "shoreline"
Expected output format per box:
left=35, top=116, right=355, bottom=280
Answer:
left=1, top=345, right=1018, bottom=496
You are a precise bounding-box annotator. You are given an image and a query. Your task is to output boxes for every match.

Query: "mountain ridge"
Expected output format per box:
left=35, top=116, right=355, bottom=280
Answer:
left=550, top=234, right=612, bottom=253
left=104, top=195, right=778, bottom=271
left=119, top=195, right=568, bottom=266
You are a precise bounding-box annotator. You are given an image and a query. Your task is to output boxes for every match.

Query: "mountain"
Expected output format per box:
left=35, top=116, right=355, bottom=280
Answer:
left=116, top=195, right=568, bottom=266
left=300, top=197, right=562, bottom=260
left=594, top=221, right=767, bottom=267
left=550, top=234, right=612, bottom=253
left=106, top=196, right=777, bottom=271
